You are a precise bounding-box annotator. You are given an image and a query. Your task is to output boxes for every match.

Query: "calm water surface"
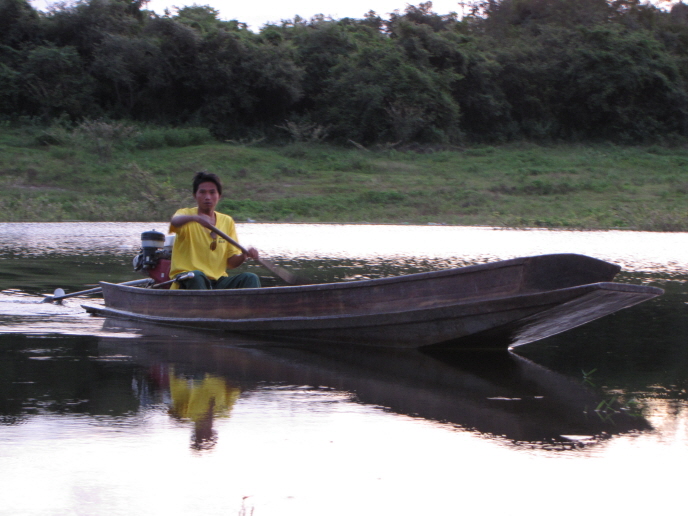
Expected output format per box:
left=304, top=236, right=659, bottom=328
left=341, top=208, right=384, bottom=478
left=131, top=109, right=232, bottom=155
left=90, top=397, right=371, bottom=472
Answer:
left=1, top=222, right=687, bottom=516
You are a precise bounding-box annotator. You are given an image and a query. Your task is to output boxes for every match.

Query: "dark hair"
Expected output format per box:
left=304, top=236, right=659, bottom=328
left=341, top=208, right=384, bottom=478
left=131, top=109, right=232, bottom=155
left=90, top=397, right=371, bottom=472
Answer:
left=192, top=171, right=222, bottom=195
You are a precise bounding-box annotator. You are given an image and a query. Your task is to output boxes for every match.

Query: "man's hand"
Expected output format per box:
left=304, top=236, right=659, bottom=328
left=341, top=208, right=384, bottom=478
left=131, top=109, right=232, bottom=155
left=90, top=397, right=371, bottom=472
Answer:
left=227, top=247, right=259, bottom=269
left=196, top=213, right=215, bottom=228
left=245, top=247, right=260, bottom=260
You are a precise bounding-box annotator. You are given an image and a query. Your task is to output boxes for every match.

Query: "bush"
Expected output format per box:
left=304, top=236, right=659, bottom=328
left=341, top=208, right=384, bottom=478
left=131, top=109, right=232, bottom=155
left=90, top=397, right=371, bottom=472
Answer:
left=136, top=127, right=213, bottom=149
left=163, top=127, right=213, bottom=147
left=135, top=129, right=166, bottom=149
left=359, top=190, right=407, bottom=204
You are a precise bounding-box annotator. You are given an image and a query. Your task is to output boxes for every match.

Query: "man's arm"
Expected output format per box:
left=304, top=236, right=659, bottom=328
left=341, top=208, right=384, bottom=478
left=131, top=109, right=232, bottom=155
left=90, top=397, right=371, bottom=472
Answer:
left=170, top=213, right=214, bottom=229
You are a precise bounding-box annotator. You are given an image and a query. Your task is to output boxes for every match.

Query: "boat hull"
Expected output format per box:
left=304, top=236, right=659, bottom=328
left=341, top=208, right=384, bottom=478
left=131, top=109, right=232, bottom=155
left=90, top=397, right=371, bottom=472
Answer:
left=83, top=253, right=663, bottom=349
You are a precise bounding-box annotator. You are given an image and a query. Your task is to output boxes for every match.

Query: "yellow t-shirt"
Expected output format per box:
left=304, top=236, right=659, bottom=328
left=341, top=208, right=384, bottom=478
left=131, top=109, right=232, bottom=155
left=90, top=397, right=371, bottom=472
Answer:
left=168, top=207, right=242, bottom=283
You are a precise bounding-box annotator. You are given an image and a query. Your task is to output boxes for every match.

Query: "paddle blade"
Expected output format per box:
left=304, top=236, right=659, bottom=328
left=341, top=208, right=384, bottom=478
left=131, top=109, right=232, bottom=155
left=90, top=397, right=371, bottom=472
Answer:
left=42, top=288, right=66, bottom=304
left=257, top=258, right=308, bottom=285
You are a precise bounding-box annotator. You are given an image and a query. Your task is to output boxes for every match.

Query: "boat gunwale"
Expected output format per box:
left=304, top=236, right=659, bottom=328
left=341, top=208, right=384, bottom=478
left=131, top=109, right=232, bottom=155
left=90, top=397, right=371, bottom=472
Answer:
left=101, top=253, right=606, bottom=298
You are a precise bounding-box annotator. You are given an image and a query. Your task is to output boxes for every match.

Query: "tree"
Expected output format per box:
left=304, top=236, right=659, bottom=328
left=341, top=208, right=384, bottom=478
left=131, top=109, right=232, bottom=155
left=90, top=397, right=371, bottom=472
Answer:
left=479, top=0, right=612, bottom=33
left=0, top=62, right=22, bottom=115
left=0, top=0, right=42, bottom=48
left=320, top=40, right=461, bottom=144
left=90, top=33, right=170, bottom=118
left=195, top=29, right=303, bottom=137
left=43, top=0, right=145, bottom=58
left=20, top=45, right=96, bottom=119
left=554, top=26, right=688, bottom=140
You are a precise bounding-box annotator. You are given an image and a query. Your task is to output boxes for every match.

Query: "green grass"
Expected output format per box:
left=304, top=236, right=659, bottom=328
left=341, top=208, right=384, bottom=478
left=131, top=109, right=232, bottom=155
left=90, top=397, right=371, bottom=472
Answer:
left=1, top=123, right=688, bottom=230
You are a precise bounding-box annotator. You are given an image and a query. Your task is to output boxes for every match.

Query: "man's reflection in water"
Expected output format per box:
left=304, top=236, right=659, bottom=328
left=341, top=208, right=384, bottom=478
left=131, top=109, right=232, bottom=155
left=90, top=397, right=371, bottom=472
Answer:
left=166, top=368, right=241, bottom=450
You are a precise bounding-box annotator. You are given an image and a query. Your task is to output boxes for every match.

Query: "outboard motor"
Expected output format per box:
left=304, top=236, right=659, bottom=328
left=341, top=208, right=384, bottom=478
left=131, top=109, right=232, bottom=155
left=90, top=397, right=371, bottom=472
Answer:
left=136, top=230, right=165, bottom=269
left=133, top=230, right=174, bottom=286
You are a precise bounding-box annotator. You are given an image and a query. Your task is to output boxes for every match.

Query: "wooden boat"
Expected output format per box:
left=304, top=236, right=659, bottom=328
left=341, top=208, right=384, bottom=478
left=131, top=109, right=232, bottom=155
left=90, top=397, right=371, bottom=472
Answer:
left=83, top=253, right=663, bottom=349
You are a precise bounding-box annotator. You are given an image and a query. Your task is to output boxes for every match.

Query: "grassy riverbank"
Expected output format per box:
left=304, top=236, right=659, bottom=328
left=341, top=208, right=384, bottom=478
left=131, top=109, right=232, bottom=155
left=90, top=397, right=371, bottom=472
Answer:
left=1, top=124, right=687, bottom=230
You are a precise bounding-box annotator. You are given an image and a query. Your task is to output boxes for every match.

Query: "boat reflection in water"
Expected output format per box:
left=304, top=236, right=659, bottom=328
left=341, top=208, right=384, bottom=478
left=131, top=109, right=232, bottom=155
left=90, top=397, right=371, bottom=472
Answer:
left=101, top=319, right=651, bottom=448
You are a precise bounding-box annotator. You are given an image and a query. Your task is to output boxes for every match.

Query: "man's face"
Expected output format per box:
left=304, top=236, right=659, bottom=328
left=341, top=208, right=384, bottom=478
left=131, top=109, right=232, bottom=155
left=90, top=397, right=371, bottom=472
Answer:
left=195, top=181, right=221, bottom=212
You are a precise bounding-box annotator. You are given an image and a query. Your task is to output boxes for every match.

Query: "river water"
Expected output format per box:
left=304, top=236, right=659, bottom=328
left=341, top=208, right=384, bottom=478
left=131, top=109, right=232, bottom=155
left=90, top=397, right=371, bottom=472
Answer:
left=0, top=222, right=686, bottom=516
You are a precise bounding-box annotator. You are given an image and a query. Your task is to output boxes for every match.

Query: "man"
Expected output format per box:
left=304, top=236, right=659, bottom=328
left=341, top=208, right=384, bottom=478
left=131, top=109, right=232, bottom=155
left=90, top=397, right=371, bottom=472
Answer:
left=168, top=171, right=260, bottom=290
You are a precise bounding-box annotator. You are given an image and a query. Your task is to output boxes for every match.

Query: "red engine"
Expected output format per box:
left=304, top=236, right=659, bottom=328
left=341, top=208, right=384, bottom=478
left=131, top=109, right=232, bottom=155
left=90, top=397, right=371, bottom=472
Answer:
left=133, top=231, right=174, bottom=289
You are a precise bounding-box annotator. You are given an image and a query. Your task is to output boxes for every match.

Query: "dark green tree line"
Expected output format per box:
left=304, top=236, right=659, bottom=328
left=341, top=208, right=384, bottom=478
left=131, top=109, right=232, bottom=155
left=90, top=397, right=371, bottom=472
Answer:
left=3, top=0, right=688, bottom=143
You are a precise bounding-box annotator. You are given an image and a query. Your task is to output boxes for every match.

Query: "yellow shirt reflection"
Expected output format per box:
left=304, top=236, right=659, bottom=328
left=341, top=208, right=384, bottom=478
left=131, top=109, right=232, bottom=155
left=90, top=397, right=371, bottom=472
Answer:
left=168, top=371, right=240, bottom=422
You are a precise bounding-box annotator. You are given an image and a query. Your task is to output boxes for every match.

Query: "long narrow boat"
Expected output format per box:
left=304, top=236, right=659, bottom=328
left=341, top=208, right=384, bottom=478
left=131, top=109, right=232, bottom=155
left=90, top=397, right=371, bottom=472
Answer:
left=83, top=253, right=663, bottom=349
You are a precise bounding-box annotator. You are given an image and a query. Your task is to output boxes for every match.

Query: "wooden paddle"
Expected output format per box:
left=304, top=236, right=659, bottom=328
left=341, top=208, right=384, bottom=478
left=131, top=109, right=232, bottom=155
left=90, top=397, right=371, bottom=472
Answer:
left=207, top=224, right=304, bottom=285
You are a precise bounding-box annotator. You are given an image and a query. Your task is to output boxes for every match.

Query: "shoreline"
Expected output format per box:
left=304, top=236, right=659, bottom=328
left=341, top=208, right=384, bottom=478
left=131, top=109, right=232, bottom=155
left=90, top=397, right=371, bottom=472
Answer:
left=2, top=126, right=687, bottom=231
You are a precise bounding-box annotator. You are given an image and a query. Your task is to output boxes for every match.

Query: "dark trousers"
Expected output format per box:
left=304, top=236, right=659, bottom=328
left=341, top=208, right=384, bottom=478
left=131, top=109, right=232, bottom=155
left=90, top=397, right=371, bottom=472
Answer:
left=177, top=270, right=261, bottom=290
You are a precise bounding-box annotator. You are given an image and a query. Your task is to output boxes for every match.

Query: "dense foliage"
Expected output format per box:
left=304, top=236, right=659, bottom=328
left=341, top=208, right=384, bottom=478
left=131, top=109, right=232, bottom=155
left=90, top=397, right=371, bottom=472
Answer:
left=4, top=0, right=688, bottom=143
